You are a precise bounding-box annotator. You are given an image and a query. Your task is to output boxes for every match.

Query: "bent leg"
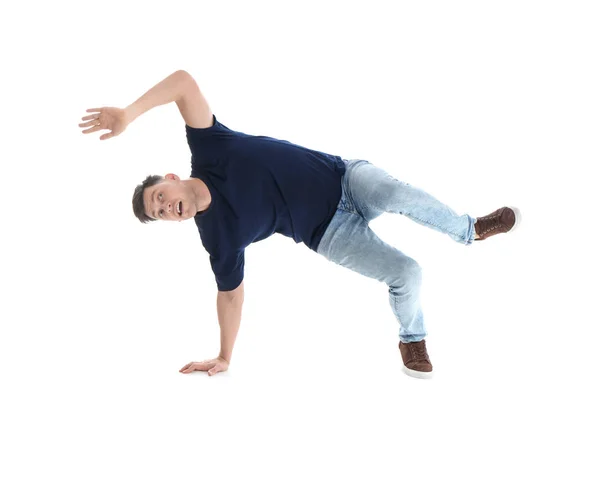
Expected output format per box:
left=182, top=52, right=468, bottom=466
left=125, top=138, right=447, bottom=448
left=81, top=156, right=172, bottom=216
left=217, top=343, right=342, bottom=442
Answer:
left=317, top=209, right=427, bottom=343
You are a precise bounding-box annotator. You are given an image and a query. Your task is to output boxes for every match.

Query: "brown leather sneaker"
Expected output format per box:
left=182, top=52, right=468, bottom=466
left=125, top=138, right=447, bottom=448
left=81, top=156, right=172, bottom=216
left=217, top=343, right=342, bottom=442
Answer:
left=399, top=340, right=433, bottom=379
left=474, top=206, right=522, bottom=241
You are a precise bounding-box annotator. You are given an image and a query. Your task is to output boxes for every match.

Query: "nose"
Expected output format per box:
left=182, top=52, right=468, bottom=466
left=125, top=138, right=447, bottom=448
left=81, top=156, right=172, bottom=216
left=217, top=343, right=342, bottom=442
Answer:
left=167, top=201, right=179, bottom=220
left=167, top=201, right=175, bottom=217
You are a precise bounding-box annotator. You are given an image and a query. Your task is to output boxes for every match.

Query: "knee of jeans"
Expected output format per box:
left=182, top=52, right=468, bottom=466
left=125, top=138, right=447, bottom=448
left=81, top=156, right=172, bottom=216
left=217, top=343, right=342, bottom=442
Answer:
left=407, top=261, right=423, bottom=287
left=391, top=259, right=422, bottom=289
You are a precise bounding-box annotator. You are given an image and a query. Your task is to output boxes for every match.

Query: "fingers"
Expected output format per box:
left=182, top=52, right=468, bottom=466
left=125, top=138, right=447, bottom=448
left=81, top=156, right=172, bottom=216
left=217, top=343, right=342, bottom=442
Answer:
left=179, top=361, right=208, bottom=373
left=179, top=360, right=223, bottom=375
left=80, top=110, right=102, bottom=133
left=79, top=120, right=97, bottom=128
left=81, top=125, right=103, bottom=134
left=180, top=362, right=198, bottom=373
left=80, top=110, right=101, bottom=135
left=79, top=115, right=114, bottom=140
left=194, top=362, right=213, bottom=372
left=81, top=109, right=102, bottom=124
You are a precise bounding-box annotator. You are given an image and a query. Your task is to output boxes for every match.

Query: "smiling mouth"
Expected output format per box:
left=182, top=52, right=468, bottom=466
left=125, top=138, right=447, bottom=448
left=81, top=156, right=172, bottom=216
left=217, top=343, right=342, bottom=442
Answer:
left=177, top=201, right=182, bottom=216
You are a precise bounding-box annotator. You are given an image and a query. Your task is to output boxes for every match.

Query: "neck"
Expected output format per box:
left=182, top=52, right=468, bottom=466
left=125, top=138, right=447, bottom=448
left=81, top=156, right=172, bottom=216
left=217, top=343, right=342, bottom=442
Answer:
left=191, top=177, right=211, bottom=213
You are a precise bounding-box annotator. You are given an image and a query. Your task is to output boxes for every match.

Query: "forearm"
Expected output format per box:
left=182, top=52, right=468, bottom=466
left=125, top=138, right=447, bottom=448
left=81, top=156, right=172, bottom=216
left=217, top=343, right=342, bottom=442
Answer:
left=125, top=70, right=190, bottom=123
left=216, top=292, right=244, bottom=363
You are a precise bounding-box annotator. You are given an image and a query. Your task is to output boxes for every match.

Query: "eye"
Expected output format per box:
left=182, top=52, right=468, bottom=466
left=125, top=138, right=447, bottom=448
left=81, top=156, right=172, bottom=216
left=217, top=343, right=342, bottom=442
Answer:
left=159, top=210, right=163, bottom=217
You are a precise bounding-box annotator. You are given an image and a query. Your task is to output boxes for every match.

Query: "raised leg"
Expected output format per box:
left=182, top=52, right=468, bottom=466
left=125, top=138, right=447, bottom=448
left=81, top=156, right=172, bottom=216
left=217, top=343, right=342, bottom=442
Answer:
left=343, top=159, right=477, bottom=245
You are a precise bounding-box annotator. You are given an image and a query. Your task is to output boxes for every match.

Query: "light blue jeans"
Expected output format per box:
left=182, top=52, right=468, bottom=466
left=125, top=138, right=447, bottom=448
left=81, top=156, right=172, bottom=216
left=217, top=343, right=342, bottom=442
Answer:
left=316, top=159, right=477, bottom=343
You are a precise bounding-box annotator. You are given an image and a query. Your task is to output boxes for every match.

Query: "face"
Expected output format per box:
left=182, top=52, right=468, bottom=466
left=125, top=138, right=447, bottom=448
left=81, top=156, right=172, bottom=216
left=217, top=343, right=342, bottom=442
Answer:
left=143, top=173, right=196, bottom=222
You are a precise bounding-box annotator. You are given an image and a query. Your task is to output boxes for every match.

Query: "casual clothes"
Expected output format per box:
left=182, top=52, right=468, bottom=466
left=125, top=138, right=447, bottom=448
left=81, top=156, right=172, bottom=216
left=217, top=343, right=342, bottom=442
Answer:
left=316, top=159, right=477, bottom=342
left=186, top=114, right=346, bottom=291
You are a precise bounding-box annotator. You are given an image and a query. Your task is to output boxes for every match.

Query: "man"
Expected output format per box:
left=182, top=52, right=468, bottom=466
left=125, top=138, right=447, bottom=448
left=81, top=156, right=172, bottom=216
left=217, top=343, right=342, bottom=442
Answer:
left=80, top=70, right=522, bottom=379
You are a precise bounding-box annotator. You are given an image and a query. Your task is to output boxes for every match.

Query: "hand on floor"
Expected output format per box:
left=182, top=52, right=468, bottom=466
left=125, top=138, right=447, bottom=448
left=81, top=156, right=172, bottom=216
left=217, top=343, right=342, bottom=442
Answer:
left=179, top=356, right=229, bottom=376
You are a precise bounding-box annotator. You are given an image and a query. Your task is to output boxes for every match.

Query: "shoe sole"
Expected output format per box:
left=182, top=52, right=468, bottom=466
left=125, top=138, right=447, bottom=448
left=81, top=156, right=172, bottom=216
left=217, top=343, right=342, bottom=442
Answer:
left=402, top=365, right=434, bottom=379
left=508, top=206, right=522, bottom=234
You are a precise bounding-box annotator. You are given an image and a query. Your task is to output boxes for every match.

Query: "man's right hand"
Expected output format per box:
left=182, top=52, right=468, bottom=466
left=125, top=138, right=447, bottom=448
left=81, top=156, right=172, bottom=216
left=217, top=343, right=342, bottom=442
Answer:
left=79, top=106, right=131, bottom=140
left=179, top=357, right=230, bottom=376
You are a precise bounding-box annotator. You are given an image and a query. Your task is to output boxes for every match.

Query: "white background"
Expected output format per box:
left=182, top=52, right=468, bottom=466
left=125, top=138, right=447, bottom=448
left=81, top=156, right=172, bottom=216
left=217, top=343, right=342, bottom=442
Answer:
left=1, top=0, right=599, bottom=491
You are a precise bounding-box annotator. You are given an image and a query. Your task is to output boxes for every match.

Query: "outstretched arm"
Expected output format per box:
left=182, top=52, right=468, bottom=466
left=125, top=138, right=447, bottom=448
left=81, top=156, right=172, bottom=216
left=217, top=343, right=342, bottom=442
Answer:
left=127, top=70, right=213, bottom=128
left=80, top=70, right=213, bottom=140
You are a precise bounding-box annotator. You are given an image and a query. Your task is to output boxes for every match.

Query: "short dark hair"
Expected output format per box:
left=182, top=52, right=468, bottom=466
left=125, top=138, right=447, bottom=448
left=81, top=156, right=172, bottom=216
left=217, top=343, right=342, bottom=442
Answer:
left=132, top=174, right=164, bottom=223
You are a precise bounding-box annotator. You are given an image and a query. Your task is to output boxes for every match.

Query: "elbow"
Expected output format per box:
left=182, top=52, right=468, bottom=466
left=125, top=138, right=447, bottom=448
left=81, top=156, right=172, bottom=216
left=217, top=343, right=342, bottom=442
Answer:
left=175, top=69, right=193, bottom=82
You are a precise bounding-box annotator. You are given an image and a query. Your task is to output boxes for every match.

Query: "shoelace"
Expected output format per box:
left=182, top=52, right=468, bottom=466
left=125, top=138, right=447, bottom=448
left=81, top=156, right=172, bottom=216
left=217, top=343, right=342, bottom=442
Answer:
left=411, top=342, right=429, bottom=361
left=476, top=212, right=502, bottom=237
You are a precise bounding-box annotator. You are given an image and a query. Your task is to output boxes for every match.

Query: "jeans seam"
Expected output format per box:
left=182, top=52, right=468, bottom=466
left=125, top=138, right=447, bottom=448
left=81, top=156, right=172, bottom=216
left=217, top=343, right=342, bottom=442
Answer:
left=338, top=202, right=360, bottom=216
left=340, top=170, right=361, bottom=217
left=344, top=169, right=367, bottom=219
left=403, top=211, right=442, bottom=231
left=404, top=211, right=466, bottom=243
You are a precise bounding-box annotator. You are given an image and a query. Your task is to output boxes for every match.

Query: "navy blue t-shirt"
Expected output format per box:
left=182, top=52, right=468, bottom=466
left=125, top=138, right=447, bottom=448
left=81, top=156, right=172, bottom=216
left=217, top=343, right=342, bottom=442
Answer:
left=186, top=114, right=346, bottom=292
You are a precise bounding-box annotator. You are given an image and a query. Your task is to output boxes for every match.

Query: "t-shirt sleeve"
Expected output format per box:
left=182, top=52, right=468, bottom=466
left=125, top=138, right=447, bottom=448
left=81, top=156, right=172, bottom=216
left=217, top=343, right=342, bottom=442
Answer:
left=186, top=114, right=233, bottom=163
left=209, top=248, right=245, bottom=292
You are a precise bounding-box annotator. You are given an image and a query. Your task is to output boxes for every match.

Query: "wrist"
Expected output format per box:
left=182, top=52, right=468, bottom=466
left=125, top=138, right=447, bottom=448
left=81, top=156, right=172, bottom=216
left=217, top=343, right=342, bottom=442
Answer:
left=124, top=103, right=140, bottom=124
